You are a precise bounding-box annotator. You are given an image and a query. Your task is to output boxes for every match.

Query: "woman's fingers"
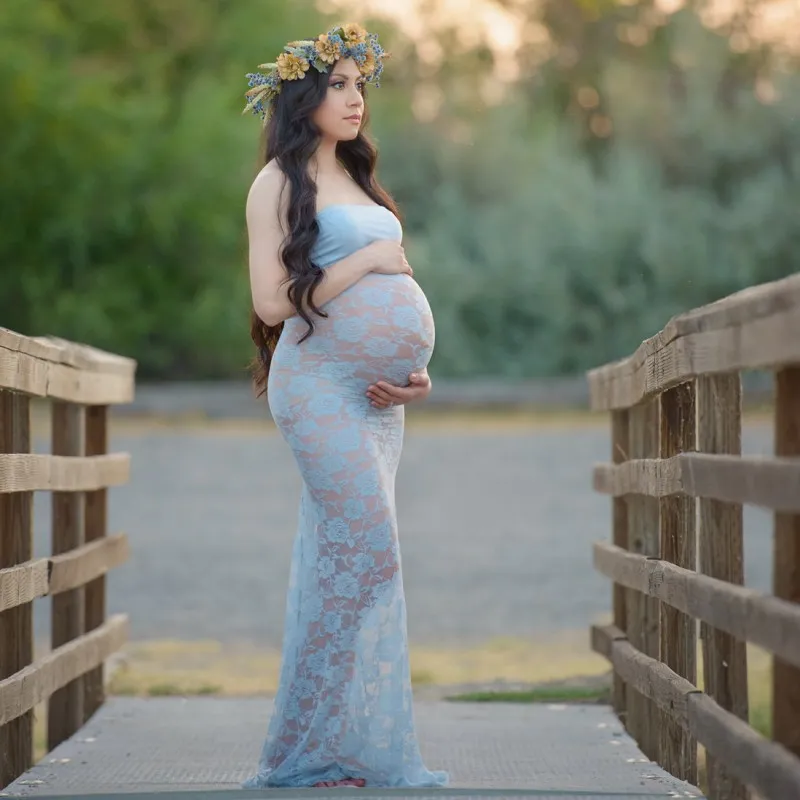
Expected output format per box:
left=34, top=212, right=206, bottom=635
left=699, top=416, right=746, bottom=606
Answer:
left=366, top=373, right=430, bottom=407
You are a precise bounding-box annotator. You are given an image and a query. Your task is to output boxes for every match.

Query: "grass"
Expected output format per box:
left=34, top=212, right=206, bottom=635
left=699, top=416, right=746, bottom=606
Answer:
left=103, top=633, right=612, bottom=697
left=446, top=686, right=610, bottom=704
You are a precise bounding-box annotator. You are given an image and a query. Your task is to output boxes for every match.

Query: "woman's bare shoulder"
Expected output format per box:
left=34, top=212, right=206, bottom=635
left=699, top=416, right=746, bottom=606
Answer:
left=247, top=161, right=289, bottom=223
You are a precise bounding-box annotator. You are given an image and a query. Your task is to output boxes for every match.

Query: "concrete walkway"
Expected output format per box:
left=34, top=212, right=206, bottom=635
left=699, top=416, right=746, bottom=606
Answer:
left=3, top=698, right=703, bottom=799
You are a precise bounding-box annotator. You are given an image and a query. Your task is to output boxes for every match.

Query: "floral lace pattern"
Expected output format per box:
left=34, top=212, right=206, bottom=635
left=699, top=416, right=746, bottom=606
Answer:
left=244, top=206, right=448, bottom=789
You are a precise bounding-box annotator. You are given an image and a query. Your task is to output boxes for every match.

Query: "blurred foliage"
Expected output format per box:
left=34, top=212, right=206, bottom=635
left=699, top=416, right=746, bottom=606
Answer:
left=1, top=0, right=798, bottom=379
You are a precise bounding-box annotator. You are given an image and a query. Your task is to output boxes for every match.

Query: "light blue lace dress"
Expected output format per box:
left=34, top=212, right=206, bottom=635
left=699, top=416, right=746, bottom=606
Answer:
left=244, top=204, right=449, bottom=789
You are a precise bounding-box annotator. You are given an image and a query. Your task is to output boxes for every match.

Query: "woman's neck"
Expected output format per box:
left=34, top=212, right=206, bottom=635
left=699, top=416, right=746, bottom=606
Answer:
left=312, top=137, right=339, bottom=174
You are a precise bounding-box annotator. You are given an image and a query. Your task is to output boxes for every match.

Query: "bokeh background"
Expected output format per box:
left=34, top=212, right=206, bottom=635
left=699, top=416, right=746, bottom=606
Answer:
left=3, top=0, right=796, bottom=703
left=4, top=0, right=798, bottom=381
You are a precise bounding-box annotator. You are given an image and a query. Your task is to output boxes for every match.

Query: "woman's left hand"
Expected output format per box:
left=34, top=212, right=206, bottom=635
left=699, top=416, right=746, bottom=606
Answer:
left=367, top=369, right=432, bottom=408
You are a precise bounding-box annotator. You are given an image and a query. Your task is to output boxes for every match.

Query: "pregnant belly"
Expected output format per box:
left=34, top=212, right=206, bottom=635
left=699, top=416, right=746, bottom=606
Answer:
left=276, top=273, right=435, bottom=387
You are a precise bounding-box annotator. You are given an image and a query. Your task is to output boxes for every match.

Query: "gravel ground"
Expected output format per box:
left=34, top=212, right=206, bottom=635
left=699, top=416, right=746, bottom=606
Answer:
left=30, top=419, right=773, bottom=648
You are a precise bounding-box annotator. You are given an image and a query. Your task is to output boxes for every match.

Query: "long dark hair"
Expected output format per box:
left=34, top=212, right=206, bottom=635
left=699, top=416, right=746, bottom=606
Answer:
left=249, top=59, right=399, bottom=397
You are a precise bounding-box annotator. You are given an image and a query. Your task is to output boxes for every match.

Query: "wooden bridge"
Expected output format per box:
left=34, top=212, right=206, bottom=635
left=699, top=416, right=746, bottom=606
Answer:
left=1, top=273, right=799, bottom=799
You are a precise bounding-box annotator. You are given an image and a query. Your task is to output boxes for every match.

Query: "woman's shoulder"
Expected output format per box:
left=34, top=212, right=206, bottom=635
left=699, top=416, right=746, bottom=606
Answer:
left=247, top=161, right=289, bottom=217
left=250, top=160, right=287, bottom=195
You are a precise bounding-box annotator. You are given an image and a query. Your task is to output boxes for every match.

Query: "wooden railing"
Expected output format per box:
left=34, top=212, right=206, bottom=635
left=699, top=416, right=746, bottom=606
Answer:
left=0, top=328, right=135, bottom=788
left=587, top=273, right=800, bottom=800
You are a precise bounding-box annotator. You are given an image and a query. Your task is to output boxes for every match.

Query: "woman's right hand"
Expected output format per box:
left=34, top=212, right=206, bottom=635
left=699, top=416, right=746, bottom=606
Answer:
left=364, top=240, right=413, bottom=277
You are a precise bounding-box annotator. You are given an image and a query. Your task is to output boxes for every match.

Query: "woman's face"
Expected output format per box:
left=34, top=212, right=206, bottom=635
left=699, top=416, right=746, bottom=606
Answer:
left=313, top=57, right=365, bottom=142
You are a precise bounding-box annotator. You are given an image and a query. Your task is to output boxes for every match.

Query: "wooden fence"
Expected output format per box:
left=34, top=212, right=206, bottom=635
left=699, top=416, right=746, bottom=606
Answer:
left=0, top=328, right=135, bottom=788
left=587, top=273, right=800, bottom=800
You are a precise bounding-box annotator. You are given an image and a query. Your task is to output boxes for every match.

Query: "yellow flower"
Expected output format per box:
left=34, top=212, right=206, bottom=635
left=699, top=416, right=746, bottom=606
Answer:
left=342, top=22, right=368, bottom=43
left=276, top=53, right=310, bottom=81
left=315, top=34, right=341, bottom=65
left=359, top=49, right=376, bottom=77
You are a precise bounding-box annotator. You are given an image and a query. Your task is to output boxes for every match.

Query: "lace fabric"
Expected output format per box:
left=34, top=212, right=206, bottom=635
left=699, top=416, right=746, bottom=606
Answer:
left=244, top=206, right=448, bottom=789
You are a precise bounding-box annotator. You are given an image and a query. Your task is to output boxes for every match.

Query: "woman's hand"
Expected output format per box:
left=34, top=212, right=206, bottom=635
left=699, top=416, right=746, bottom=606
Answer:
left=367, top=369, right=431, bottom=408
left=363, top=241, right=413, bottom=277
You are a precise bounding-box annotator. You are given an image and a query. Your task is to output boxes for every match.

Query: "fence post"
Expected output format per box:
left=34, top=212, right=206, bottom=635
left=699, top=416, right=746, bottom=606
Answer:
left=626, top=398, right=660, bottom=760
left=611, top=409, right=629, bottom=719
left=773, top=366, right=800, bottom=757
left=659, top=381, right=697, bottom=784
left=83, top=405, right=108, bottom=720
left=696, top=374, right=748, bottom=800
left=0, top=391, right=34, bottom=786
left=48, top=401, right=86, bottom=750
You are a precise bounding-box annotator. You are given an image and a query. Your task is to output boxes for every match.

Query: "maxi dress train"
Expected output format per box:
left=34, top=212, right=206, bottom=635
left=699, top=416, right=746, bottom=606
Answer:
left=243, top=204, right=449, bottom=789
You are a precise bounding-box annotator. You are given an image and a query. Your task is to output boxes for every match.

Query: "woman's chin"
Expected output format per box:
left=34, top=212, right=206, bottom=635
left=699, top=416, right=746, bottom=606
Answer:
left=338, top=126, right=361, bottom=141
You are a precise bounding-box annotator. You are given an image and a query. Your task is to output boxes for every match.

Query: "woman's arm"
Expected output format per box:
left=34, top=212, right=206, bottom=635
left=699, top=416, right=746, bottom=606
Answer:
left=247, top=167, right=375, bottom=327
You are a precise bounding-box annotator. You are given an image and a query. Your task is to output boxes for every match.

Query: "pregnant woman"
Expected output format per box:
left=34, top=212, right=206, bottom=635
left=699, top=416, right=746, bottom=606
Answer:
left=241, top=24, right=449, bottom=790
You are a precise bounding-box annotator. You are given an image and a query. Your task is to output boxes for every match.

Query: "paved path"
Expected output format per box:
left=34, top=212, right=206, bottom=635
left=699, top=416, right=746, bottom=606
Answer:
left=30, top=421, right=773, bottom=647
left=3, top=698, right=703, bottom=798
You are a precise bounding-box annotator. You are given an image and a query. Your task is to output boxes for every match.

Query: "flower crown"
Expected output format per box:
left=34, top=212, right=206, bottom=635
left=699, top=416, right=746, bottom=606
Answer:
left=243, top=23, right=388, bottom=124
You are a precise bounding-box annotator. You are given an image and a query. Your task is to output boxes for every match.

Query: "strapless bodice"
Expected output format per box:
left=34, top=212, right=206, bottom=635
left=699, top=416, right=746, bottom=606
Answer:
left=311, top=204, right=402, bottom=268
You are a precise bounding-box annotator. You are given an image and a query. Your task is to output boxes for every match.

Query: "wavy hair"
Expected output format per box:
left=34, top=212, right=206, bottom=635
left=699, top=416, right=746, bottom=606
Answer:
left=249, top=61, right=399, bottom=397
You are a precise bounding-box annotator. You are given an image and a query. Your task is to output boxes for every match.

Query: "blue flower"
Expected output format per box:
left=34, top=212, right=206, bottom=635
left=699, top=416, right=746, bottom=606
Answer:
left=334, top=572, right=361, bottom=599
left=369, top=521, right=394, bottom=549
left=322, top=611, right=342, bottom=633
left=308, top=393, right=343, bottom=415
left=334, top=425, right=363, bottom=452
left=365, top=338, right=398, bottom=358
left=318, top=452, right=348, bottom=474
left=354, top=470, right=381, bottom=494
left=319, top=556, right=336, bottom=578
left=306, top=649, right=329, bottom=674
left=353, top=552, right=375, bottom=573
left=343, top=497, right=366, bottom=519
left=327, top=520, right=352, bottom=544
left=392, top=306, right=421, bottom=329
left=336, top=316, right=369, bottom=342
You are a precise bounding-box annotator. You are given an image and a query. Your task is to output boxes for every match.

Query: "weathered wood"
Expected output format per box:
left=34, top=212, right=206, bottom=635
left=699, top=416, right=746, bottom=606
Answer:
left=0, top=536, right=127, bottom=614
left=0, top=329, right=135, bottom=404
left=593, top=542, right=800, bottom=669
left=611, top=409, right=629, bottom=719
left=0, top=452, right=129, bottom=493
left=626, top=400, right=660, bottom=760
left=49, top=534, right=128, bottom=596
left=659, top=382, right=697, bottom=783
left=83, top=405, right=108, bottom=720
left=774, top=366, right=800, bottom=759
left=0, top=392, right=34, bottom=787
left=587, top=273, right=800, bottom=411
left=48, top=402, right=86, bottom=751
left=593, top=625, right=800, bottom=799
left=591, top=625, right=698, bottom=726
left=689, top=692, right=800, bottom=800
left=0, top=615, right=128, bottom=727
left=592, top=452, right=800, bottom=511
left=696, top=373, right=748, bottom=800
left=0, top=559, right=49, bottom=613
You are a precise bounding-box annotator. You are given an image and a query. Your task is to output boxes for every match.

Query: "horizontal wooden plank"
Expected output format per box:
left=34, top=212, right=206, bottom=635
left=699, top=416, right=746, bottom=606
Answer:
left=587, top=274, right=800, bottom=410
left=0, top=329, right=135, bottom=375
left=689, top=692, right=800, bottom=800
left=49, top=534, right=129, bottom=595
left=591, top=624, right=699, bottom=726
left=0, top=453, right=130, bottom=493
left=0, top=559, right=49, bottom=613
left=0, top=614, right=128, bottom=726
left=0, top=328, right=135, bottom=403
left=0, top=536, right=127, bottom=610
left=593, top=622, right=800, bottom=797
left=593, top=453, right=800, bottom=511
left=593, top=542, right=800, bottom=667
